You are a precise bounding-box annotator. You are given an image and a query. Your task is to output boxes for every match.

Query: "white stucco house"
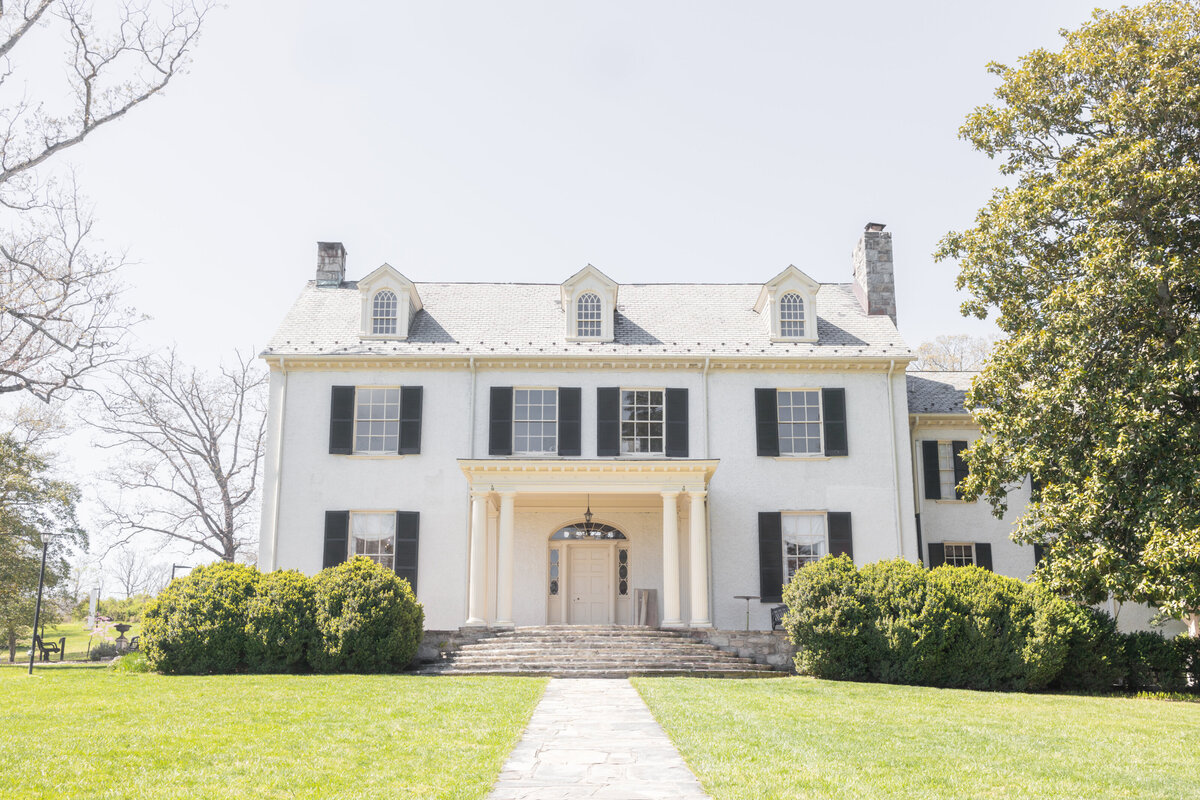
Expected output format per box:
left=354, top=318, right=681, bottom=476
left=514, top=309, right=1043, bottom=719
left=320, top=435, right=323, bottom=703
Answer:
left=257, top=223, right=1174, bottom=636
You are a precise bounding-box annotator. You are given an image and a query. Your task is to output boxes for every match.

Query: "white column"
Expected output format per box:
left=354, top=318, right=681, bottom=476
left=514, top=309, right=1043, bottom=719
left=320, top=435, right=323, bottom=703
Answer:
left=496, top=491, right=516, bottom=627
left=661, top=491, right=682, bottom=627
left=466, top=491, right=488, bottom=627
left=688, top=490, right=711, bottom=627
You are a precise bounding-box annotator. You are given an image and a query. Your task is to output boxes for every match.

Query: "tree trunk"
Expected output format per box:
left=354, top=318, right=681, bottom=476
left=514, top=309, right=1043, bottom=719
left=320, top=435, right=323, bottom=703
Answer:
left=7, top=629, right=15, bottom=663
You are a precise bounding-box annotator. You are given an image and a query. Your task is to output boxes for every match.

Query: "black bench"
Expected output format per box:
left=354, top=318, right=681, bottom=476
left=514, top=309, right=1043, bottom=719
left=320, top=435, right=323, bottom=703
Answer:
left=33, top=635, right=65, bottom=662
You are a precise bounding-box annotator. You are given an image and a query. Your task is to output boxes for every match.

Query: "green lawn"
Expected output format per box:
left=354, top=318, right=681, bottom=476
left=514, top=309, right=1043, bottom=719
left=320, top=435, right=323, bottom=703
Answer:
left=634, top=677, right=1200, bottom=800
left=1, top=670, right=545, bottom=799
left=4, top=620, right=142, bottom=663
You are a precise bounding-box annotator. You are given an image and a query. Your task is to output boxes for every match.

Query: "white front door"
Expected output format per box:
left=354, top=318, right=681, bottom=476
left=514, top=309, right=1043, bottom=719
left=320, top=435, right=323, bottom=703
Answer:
left=569, top=546, right=611, bottom=624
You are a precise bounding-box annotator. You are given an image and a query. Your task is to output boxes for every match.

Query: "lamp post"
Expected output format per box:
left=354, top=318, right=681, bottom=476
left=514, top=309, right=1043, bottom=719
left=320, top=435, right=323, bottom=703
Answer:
left=170, top=564, right=190, bottom=581
left=27, top=536, right=50, bottom=676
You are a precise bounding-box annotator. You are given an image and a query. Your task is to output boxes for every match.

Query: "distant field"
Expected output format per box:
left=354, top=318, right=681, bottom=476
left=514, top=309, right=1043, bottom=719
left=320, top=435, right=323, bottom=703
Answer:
left=3, top=620, right=142, bottom=664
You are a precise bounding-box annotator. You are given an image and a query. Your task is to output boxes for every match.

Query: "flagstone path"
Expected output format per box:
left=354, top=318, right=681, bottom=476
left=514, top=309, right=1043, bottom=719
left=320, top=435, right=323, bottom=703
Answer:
left=488, top=678, right=712, bottom=800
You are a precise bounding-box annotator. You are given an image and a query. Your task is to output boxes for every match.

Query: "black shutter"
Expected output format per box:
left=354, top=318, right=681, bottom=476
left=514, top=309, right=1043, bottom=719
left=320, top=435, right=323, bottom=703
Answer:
left=952, top=441, right=969, bottom=500
left=758, top=512, right=784, bottom=603
left=821, top=388, right=848, bottom=457
left=827, top=512, right=853, bottom=560
left=323, top=511, right=349, bottom=568
left=928, top=542, right=945, bottom=568
left=489, top=387, right=513, bottom=456
left=665, top=388, right=689, bottom=457
left=394, top=511, right=420, bottom=591
left=1033, top=543, right=1045, bottom=565
left=922, top=440, right=941, bottom=500
left=915, top=514, right=924, bottom=567
left=329, top=387, right=356, bottom=455
left=558, top=388, right=581, bottom=456
left=1030, top=475, right=1042, bottom=502
left=974, top=543, right=993, bottom=571
left=399, top=386, right=423, bottom=454
left=755, top=389, right=780, bottom=457
left=597, top=388, right=620, bottom=457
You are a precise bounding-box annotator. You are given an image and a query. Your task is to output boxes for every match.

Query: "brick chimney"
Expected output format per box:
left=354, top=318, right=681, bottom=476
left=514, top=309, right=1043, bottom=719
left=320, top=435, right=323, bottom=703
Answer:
left=851, top=223, right=896, bottom=325
left=316, top=242, right=346, bottom=286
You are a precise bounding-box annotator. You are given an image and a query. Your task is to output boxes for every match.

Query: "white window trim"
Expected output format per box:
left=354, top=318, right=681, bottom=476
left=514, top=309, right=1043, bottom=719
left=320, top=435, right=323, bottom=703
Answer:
left=351, top=385, right=404, bottom=457
left=567, top=290, right=608, bottom=342
left=359, top=285, right=411, bottom=341
left=942, top=541, right=976, bottom=567
left=777, top=388, right=824, bottom=457
left=930, top=439, right=975, bottom=503
left=619, top=387, right=666, bottom=457
left=348, top=509, right=398, bottom=569
left=512, top=387, right=559, bottom=456
left=777, top=291, right=808, bottom=339
left=781, top=511, right=829, bottom=582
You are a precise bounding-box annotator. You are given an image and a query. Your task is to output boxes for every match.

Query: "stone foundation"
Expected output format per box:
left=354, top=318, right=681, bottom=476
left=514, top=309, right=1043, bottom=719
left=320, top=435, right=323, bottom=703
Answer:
left=416, top=628, right=497, bottom=664
left=688, top=629, right=796, bottom=671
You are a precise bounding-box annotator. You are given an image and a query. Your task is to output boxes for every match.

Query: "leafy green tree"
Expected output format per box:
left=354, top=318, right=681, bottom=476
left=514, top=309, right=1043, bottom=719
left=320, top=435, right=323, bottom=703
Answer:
left=0, top=435, right=83, bottom=660
left=938, top=0, right=1200, bottom=632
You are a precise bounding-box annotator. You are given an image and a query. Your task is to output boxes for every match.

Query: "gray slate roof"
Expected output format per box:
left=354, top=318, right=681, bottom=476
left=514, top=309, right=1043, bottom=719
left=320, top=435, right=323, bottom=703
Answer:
left=264, top=282, right=911, bottom=360
left=906, top=371, right=977, bottom=415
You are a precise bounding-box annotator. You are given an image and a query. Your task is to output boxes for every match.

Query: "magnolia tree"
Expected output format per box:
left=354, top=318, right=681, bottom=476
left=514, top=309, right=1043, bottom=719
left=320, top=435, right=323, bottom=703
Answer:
left=939, top=0, right=1200, bottom=634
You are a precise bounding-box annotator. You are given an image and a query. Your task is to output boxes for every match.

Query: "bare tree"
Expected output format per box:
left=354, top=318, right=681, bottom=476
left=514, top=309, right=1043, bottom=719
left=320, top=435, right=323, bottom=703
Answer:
left=910, top=334, right=994, bottom=371
left=109, top=545, right=151, bottom=599
left=0, top=1, right=210, bottom=402
left=87, top=349, right=267, bottom=562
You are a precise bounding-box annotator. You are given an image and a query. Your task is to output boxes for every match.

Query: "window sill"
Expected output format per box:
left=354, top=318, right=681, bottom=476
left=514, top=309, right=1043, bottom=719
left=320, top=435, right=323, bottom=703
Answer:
left=772, top=455, right=831, bottom=462
left=565, top=336, right=612, bottom=343
left=342, top=453, right=408, bottom=460
left=360, top=333, right=407, bottom=341
left=934, top=499, right=976, bottom=505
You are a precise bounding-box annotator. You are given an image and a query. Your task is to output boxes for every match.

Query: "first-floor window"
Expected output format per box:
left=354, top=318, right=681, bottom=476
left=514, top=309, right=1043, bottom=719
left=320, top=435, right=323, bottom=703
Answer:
left=351, top=512, right=395, bottom=569
left=943, top=542, right=975, bottom=567
left=355, top=387, right=401, bottom=454
left=621, top=389, right=664, bottom=454
left=782, top=513, right=827, bottom=582
left=937, top=442, right=957, bottom=499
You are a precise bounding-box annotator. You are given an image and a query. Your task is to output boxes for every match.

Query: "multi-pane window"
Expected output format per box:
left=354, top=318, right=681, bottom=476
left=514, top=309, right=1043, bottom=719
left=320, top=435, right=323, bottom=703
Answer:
left=576, top=292, right=602, bottom=337
left=944, top=542, right=975, bottom=567
left=372, top=290, right=398, bottom=335
left=514, top=389, right=557, bottom=454
left=549, top=548, right=560, bottom=596
left=354, top=387, right=400, bottom=454
left=778, top=390, right=822, bottom=455
left=617, top=547, right=629, bottom=596
left=937, top=442, right=957, bottom=499
left=620, top=389, right=664, bottom=454
left=782, top=513, right=827, bottom=582
left=351, top=512, right=395, bottom=569
left=779, top=292, right=806, bottom=338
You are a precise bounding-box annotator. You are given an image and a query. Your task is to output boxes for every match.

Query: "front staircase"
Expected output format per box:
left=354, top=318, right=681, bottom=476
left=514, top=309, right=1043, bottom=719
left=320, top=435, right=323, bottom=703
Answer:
left=419, top=625, right=784, bottom=678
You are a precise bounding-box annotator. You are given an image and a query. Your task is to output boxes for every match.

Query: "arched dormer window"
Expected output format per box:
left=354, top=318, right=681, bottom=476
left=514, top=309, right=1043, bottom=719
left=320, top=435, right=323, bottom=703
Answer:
left=576, top=292, right=602, bottom=338
left=779, top=292, right=806, bottom=338
left=372, top=290, right=398, bottom=335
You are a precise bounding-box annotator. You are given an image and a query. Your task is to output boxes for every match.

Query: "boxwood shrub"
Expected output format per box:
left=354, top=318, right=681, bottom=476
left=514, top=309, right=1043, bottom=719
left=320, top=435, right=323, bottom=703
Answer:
left=245, top=569, right=317, bottom=673
left=142, top=561, right=262, bottom=675
left=309, top=557, right=425, bottom=673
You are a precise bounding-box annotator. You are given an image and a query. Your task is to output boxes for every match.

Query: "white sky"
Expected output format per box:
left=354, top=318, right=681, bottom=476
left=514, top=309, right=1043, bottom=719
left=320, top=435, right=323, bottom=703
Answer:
left=10, top=0, right=1119, bottom=581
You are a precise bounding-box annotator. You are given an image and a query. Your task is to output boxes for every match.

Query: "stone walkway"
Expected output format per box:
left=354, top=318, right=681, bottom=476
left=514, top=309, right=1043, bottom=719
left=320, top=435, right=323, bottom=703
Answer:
left=488, top=678, right=712, bottom=800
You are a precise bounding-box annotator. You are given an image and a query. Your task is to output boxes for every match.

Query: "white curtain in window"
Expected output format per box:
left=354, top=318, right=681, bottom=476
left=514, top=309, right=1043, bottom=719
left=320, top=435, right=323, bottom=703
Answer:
left=352, top=512, right=395, bottom=541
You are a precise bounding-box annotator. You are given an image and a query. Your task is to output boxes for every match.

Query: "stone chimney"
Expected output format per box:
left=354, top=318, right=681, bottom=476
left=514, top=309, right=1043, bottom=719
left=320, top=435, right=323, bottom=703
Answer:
left=851, top=223, right=896, bottom=325
left=316, top=242, right=347, bottom=286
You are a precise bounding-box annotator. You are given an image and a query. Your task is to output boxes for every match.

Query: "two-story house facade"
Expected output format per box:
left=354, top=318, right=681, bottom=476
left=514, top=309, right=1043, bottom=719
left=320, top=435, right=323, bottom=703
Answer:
left=259, top=224, right=924, bottom=632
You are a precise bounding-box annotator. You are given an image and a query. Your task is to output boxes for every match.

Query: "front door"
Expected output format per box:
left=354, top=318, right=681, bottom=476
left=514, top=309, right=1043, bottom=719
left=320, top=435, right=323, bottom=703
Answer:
left=569, top=546, right=610, bottom=624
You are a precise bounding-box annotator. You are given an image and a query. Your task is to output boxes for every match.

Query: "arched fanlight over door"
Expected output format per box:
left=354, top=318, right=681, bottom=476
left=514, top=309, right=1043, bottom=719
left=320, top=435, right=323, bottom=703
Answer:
left=550, top=522, right=626, bottom=541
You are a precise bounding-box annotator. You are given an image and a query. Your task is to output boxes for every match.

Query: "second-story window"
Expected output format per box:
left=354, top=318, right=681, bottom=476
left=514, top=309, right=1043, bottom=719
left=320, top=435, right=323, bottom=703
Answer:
left=514, top=388, right=558, bottom=454
left=355, top=387, right=400, bottom=454
left=576, top=292, right=602, bottom=337
left=621, top=389, right=663, bottom=454
left=778, top=389, right=822, bottom=455
left=779, top=292, right=806, bottom=338
left=372, top=290, right=398, bottom=335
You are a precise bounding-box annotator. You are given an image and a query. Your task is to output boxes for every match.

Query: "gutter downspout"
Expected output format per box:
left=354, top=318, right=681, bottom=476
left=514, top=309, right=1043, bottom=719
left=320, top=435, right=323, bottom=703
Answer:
left=268, top=357, right=289, bottom=571
left=701, top=357, right=716, bottom=627
left=886, top=359, right=905, bottom=559
left=464, top=357, right=477, bottom=624
left=702, top=357, right=711, bottom=459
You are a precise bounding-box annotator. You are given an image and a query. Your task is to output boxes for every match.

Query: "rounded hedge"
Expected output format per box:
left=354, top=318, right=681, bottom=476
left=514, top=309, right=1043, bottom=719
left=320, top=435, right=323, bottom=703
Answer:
left=309, top=557, right=425, bottom=673
left=245, top=569, right=317, bottom=673
left=142, top=561, right=262, bottom=675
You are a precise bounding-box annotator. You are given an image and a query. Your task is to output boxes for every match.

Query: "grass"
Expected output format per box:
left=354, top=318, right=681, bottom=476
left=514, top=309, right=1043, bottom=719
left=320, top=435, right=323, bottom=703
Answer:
left=3, top=619, right=142, bottom=663
left=634, top=676, right=1200, bottom=800
left=1, top=670, right=545, bottom=799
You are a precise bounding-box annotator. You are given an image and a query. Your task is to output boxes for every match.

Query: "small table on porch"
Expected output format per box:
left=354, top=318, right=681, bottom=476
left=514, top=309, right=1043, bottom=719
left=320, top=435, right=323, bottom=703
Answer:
left=733, top=595, right=760, bottom=631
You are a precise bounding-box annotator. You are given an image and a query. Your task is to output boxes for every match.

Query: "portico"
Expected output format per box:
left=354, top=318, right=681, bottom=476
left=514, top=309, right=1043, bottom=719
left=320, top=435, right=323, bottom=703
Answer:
left=458, top=459, right=719, bottom=629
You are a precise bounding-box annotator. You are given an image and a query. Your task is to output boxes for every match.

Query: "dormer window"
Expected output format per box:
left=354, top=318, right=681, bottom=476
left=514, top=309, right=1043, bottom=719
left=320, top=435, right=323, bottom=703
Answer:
left=576, top=292, right=603, bottom=338
left=779, top=292, right=806, bottom=338
left=372, top=290, right=398, bottom=335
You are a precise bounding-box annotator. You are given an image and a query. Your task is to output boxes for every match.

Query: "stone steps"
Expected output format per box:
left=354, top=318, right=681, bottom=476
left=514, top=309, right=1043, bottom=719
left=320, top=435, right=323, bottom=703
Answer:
left=419, top=625, right=786, bottom=679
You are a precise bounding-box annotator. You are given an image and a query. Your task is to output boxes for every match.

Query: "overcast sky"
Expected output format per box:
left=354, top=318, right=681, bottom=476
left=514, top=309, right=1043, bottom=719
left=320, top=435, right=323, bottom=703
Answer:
left=13, top=1, right=1122, bottom=578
